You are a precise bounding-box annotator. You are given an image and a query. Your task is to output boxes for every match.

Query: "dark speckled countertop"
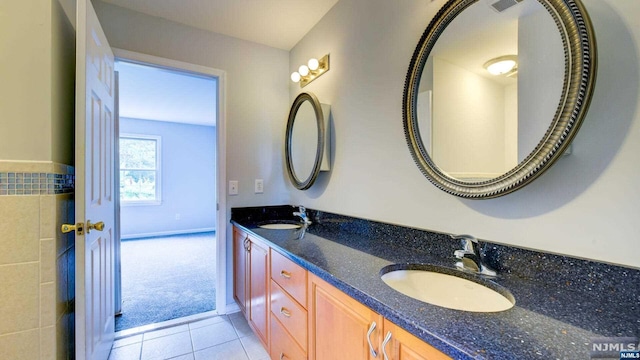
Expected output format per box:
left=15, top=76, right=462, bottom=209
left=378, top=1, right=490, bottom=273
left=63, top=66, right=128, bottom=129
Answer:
left=231, top=205, right=640, bottom=359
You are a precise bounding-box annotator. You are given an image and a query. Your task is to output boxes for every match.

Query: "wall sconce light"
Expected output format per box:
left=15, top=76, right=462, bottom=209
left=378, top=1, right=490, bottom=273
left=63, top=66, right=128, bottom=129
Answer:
left=484, top=55, right=518, bottom=77
left=290, top=54, right=330, bottom=88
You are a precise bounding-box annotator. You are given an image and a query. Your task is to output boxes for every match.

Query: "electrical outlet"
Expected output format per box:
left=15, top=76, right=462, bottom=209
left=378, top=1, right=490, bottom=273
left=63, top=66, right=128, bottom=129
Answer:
left=175, top=213, right=181, bottom=220
left=229, top=180, right=238, bottom=195
left=255, top=179, right=264, bottom=193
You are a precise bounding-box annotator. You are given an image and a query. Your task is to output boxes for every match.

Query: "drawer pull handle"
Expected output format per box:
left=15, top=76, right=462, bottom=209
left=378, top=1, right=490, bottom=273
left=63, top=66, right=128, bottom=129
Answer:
left=367, top=321, right=378, bottom=358
left=280, top=307, right=291, bottom=317
left=382, top=331, right=392, bottom=360
left=280, top=270, right=292, bottom=279
left=280, top=352, right=286, bottom=360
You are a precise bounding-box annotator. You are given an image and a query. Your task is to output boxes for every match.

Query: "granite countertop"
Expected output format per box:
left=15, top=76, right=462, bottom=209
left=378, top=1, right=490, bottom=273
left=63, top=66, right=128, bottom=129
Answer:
left=231, top=206, right=640, bottom=359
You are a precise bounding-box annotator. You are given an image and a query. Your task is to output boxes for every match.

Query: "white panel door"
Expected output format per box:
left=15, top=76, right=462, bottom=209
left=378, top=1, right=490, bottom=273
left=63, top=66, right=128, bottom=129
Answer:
left=75, top=0, right=116, bottom=359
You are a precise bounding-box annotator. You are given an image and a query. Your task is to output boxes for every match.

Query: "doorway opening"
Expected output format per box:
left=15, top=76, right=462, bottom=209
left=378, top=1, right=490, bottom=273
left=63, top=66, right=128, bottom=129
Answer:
left=114, top=56, right=224, bottom=332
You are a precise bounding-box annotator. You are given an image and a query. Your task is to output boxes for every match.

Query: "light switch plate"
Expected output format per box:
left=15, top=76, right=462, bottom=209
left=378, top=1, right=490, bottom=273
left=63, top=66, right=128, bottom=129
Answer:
left=229, top=180, right=238, bottom=195
left=255, top=179, right=264, bottom=193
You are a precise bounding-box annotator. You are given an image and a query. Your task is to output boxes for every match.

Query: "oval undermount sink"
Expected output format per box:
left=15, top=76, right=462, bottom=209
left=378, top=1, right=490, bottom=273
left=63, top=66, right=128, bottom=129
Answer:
left=258, top=221, right=302, bottom=230
left=380, top=264, right=515, bottom=312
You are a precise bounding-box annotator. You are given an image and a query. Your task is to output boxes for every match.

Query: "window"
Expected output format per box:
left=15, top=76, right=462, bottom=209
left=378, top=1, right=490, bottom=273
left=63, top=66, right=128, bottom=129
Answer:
left=119, top=134, right=161, bottom=205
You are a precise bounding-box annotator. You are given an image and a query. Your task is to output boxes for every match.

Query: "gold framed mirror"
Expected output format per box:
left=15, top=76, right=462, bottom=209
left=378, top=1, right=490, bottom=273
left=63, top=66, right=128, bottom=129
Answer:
left=403, top=0, right=597, bottom=198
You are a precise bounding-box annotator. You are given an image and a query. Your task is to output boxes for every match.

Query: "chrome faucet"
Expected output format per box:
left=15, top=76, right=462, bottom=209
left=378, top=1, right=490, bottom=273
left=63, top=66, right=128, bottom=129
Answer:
left=453, top=234, right=496, bottom=277
left=293, top=206, right=312, bottom=226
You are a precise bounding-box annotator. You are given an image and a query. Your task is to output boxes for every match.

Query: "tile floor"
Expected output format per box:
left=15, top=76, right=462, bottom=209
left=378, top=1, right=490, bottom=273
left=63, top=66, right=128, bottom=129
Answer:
left=108, top=312, right=269, bottom=360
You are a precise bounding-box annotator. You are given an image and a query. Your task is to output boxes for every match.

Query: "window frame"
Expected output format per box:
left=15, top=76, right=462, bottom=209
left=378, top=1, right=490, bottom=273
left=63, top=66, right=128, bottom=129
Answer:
left=119, top=133, right=162, bottom=206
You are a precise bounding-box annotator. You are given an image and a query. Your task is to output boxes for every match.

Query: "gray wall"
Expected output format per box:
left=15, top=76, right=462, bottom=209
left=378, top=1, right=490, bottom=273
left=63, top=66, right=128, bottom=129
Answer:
left=288, top=0, right=640, bottom=269
left=119, top=118, right=217, bottom=238
left=93, top=0, right=640, bottom=308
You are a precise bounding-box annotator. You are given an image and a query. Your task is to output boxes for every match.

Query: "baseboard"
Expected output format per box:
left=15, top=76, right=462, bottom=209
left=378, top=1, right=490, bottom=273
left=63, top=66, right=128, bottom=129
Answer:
left=223, top=302, right=241, bottom=315
left=121, top=227, right=216, bottom=240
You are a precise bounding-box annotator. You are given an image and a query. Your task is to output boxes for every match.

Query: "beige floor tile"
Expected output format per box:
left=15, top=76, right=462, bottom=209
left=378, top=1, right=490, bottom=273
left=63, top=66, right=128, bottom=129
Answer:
left=190, top=321, right=238, bottom=351
left=193, top=339, right=248, bottom=360
left=141, top=331, right=193, bottom=360
left=239, top=334, right=268, bottom=360
left=188, top=315, right=229, bottom=330
left=230, top=315, right=253, bottom=338
left=109, top=342, right=142, bottom=360
left=143, top=324, right=190, bottom=341
left=113, top=334, right=143, bottom=348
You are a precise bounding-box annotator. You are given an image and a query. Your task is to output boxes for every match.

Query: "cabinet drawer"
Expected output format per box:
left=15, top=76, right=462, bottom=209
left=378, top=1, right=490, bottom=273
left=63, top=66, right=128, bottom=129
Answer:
left=271, top=249, right=307, bottom=306
left=270, top=313, right=306, bottom=360
left=271, top=279, right=308, bottom=351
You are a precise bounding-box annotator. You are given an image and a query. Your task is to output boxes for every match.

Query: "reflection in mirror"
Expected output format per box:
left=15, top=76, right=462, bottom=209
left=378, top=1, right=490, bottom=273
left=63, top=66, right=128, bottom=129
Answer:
left=285, top=92, right=331, bottom=190
left=291, top=101, right=319, bottom=181
left=418, top=0, right=564, bottom=181
left=403, top=0, right=596, bottom=198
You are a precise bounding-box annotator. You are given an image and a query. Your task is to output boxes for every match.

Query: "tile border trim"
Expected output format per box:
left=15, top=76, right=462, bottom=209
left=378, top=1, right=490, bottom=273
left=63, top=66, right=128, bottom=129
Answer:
left=0, top=161, right=74, bottom=196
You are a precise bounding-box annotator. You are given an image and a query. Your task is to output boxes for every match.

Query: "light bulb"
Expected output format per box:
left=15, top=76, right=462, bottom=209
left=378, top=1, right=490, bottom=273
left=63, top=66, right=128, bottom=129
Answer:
left=291, top=72, right=301, bottom=83
left=308, top=58, right=319, bottom=71
left=298, top=65, right=310, bottom=77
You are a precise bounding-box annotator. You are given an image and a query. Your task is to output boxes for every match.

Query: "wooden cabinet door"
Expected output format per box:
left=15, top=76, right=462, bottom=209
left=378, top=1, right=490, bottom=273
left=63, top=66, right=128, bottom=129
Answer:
left=382, top=320, right=451, bottom=360
left=249, top=237, right=270, bottom=347
left=233, top=228, right=248, bottom=315
left=308, top=274, right=383, bottom=360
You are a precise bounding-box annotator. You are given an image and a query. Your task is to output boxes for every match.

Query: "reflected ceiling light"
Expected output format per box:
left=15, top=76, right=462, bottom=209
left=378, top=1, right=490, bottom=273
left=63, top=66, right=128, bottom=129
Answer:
left=484, top=55, right=518, bottom=76
left=290, top=54, right=330, bottom=88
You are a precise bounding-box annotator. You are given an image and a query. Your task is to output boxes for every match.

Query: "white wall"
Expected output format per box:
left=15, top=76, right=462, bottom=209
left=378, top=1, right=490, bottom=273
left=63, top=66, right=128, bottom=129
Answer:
left=518, top=6, right=564, bottom=163
left=432, top=57, right=508, bottom=178
left=289, top=0, right=640, bottom=269
left=0, top=0, right=75, bottom=164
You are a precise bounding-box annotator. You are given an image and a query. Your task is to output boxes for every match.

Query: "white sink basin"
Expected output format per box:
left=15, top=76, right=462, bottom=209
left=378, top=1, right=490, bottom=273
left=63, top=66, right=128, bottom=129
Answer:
left=258, top=223, right=301, bottom=230
left=380, top=266, right=514, bottom=312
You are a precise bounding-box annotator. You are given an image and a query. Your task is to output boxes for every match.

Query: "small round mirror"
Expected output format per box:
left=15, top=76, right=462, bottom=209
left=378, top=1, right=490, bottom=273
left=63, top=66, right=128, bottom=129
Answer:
left=285, top=92, right=326, bottom=190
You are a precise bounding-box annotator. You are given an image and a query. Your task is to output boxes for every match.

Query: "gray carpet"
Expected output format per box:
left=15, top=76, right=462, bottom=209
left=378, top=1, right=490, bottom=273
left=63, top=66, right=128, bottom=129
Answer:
left=115, top=232, right=216, bottom=332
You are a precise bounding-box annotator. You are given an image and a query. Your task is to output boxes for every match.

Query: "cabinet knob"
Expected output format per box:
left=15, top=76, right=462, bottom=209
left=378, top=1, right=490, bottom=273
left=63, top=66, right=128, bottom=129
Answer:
left=280, top=307, right=291, bottom=317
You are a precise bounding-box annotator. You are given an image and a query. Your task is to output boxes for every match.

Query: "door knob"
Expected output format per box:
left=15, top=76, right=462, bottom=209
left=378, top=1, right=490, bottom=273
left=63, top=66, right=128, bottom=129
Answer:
left=61, top=223, right=84, bottom=235
left=86, top=220, right=105, bottom=233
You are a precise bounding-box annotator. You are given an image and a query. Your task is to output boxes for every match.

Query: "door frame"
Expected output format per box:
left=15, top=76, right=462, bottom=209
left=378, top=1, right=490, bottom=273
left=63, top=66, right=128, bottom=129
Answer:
left=112, top=48, right=228, bottom=316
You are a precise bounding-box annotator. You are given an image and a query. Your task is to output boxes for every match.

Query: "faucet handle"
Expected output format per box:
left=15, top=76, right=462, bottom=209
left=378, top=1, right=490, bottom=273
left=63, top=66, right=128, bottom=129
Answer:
left=453, top=249, right=467, bottom=259
left=452, top=234, right=478, bottom=254
left=298, top=205, right=306, bottom=213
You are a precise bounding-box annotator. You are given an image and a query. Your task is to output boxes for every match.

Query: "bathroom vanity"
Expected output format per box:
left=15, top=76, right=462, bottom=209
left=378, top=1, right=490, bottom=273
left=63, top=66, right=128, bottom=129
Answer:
left=233, top=224, right=448, bottom=360
left=231, top=205, right=639, bottom=359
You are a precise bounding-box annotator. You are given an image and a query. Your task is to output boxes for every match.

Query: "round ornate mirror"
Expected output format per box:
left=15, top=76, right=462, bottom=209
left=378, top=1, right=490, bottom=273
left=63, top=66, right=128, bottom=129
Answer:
left=403, top=0, right=597, bottom=199
left=285, top=92, right=326, bottom=190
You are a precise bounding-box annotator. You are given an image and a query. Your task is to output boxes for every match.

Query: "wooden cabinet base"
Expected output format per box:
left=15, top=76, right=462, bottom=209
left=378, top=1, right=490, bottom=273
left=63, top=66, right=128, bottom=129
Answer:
left=383, top=320, right=451, bottom=360
left=270, top=313, right=306, bottom=360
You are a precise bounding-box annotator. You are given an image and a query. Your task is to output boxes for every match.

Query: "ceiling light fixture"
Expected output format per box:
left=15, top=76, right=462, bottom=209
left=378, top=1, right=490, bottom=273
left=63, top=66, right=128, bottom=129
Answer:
left=483, top=55, right=518, bottom=76
left=290, top=54, right=330, bottom=88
